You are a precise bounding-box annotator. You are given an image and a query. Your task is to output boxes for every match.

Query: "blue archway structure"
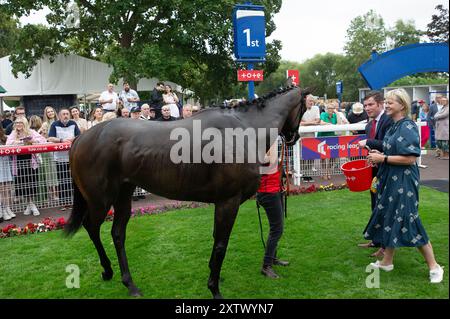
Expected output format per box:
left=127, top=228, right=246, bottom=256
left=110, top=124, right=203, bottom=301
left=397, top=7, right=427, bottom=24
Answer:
left=358, top=43, right=449, bottom=90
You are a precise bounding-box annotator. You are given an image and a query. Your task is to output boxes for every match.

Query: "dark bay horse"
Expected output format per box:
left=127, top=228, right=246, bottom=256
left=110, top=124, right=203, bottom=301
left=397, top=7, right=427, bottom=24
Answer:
left=65, top=85, right=307, bottom=298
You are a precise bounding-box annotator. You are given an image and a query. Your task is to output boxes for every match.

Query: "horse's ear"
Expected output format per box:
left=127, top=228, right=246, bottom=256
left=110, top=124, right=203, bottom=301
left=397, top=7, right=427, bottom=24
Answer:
left=286, top=76, right=294, bottom=87
left=301, top=87, right=313, bottom=99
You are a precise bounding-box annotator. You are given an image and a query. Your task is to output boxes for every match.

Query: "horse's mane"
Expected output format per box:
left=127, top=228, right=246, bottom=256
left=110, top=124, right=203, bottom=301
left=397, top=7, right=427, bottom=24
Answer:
left=198, top=85, right=300, bottom=114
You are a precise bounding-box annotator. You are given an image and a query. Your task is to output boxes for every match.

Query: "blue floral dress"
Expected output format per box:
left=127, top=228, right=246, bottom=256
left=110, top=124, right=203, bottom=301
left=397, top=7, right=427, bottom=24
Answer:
left=363, top=118, right=429, bottom=248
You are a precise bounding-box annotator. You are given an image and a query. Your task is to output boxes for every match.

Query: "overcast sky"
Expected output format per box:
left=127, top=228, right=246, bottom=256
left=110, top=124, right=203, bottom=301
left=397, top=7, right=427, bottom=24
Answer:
left=20, top=0, right=448, bottom=64
left=269, top=0, right=448, bottom=62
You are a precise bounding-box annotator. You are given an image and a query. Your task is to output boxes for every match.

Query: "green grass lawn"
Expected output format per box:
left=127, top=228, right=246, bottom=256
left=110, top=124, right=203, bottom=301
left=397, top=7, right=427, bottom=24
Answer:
left=0, top=187, right=448, bottom=299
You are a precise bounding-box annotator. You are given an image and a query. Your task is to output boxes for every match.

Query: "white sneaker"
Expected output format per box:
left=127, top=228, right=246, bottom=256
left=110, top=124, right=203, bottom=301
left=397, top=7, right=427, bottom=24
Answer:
left=30, top=202, right=40, bottom=216
left=430, top=265, right=444, bottom=283
left=2, top=208, right=12, bottom=221
left=6, top=207, right=16, bottom=218
left=24, top=204, right=32, bottom=215
left=369, top=260, right=394, bottom=272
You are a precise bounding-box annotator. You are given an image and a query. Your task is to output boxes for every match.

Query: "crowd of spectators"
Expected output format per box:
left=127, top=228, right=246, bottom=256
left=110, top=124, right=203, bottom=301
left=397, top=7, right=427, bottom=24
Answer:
left=99, top=82, right=197, bottom=121
left=0, top=82, right=199, bottom=222
left=298, top=94, right=449, bottom=180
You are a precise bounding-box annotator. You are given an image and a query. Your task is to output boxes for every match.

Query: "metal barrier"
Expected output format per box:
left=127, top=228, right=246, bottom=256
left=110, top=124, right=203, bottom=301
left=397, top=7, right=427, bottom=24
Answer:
left=0, top=121, right=426, bottom=213
left=294, top=121, right=426, bottom=185
left=0, top=143, right=147, bottom=215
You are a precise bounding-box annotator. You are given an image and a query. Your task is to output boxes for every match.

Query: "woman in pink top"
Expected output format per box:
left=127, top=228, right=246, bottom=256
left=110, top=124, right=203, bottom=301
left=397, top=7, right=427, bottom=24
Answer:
left=6, top=117, right=46, bottom=216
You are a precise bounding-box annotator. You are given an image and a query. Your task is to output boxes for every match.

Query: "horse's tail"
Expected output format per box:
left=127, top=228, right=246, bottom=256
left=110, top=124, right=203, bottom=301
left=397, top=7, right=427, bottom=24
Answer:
left=64, top=179, right=88, bottom=237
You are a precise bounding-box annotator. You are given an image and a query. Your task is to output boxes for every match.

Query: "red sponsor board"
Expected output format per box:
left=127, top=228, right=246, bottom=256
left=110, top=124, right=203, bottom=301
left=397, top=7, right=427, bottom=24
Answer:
left=237, top=70, right=264, bottom=82
left=287, top=70, right=300, bottom=85
left=0, top=142, right=72, bottom=156
left=301, top=135, right=368, bottom=160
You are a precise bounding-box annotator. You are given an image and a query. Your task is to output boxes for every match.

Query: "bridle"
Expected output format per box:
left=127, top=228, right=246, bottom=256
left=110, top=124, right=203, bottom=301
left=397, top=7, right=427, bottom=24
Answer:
left=281, top=89, right=304, bottom=145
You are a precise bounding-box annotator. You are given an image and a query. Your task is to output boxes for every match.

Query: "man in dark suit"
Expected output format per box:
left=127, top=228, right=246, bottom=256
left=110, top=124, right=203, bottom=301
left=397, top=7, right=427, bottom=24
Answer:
left=150, top=82, right=165, bottom=119
left=357, top=91, right=393, bottom=256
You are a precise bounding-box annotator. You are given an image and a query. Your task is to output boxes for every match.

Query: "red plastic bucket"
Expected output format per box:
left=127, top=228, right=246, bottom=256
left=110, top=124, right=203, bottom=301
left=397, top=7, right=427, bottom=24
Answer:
left=340, top=159, right=373, bottom=192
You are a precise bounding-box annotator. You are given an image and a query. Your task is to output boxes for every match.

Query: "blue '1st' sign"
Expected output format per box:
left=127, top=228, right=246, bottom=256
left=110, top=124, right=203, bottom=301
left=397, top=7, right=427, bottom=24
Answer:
left=233, top=4, right=266, bottom=61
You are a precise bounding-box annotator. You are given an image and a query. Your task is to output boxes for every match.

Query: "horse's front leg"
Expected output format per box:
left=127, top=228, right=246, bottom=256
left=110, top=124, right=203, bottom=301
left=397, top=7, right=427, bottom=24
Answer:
left=208, top=196, right=241, bottom=299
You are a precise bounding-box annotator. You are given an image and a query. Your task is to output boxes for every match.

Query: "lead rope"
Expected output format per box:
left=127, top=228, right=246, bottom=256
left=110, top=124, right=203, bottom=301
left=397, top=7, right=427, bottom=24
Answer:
left=280, top=139, right=290, bottom=218
left=256, top=200, right=266, bottom=249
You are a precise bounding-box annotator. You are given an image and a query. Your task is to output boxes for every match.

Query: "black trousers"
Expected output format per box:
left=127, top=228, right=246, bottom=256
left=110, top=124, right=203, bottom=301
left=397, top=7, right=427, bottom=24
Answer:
left=256, top=192, right=284, bottom=266
left=56, top=162, right=71, bottom=205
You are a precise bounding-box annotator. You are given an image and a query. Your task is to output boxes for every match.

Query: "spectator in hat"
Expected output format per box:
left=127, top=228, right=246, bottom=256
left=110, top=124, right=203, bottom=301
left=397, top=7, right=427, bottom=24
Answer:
left=148, top=105, right=157, bottom=120
left=347, top=102, right=369, bottom=135
left=130, top=106, right=141, bottom=119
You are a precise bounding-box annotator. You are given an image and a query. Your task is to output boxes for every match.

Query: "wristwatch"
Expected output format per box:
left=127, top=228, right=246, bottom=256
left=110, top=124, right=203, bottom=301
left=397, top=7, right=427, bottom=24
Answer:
left=60, top=138, right=63, bottom=143
left=384, top=155, right=388, bottom=164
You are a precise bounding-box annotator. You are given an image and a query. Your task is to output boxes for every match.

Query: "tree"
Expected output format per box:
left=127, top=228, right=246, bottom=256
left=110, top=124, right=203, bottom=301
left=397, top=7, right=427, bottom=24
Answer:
left=0, top=11, right=20, bottom=58
left=427, top=4, right=449, bottom=43
left=344, top=10, right=387, bottom=65
left=0, top=0, right=283, bottom=105
left=388, top=20, right=423, bottom=49
left=341, top=10, right=388, bottom=100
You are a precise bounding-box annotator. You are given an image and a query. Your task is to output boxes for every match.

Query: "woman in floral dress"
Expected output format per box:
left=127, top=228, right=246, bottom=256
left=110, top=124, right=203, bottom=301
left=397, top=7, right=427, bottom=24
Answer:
left=365, top=88, right=444, bottom=283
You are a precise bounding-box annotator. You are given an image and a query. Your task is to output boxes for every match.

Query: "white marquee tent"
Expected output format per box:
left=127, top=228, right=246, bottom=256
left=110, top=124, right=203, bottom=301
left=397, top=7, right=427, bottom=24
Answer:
left=0, top=54, right=184, bottom=100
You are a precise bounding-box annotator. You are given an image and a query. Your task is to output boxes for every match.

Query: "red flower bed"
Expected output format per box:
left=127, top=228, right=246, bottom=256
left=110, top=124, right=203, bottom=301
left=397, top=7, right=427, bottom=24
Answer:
left=1, top=184, right=347, bottom=239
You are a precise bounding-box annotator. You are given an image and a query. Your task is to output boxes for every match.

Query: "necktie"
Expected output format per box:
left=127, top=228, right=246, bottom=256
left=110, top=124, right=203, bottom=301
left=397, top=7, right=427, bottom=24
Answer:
left=369, top=119, right=377, bottom=139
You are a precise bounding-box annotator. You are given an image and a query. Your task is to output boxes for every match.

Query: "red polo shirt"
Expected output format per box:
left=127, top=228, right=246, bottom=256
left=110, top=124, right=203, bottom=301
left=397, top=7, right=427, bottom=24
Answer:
left=257, top=170, right=281, bottom=193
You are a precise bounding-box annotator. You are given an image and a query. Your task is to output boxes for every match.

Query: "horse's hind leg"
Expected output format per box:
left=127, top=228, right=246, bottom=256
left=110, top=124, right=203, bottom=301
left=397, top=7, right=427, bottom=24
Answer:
left=111, top=185, right=141, bottom=297
left=208, top=196, right=241, bottom=299
left=83, top=216, right=113, bottom=281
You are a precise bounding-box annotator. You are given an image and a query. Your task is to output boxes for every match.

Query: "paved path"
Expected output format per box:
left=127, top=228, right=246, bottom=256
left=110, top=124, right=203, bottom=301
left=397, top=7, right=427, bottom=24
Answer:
left=2, top=153, right=447, bottom=229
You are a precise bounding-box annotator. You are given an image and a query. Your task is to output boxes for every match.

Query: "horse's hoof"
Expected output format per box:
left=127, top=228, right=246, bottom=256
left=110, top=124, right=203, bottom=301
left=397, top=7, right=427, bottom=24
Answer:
left=129, top=288, right=143, bottom=297
left=102, top=270, right=113, bottom=281
left=213, top=293, right=224, bottom=299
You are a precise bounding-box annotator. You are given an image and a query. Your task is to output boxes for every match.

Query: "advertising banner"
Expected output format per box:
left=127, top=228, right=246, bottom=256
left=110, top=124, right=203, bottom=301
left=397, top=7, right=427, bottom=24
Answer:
left=301, top=135, right=368, bottom=160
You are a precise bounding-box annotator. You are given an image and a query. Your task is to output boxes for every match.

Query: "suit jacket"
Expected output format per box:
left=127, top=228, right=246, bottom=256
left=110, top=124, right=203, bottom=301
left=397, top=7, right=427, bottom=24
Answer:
left=365, top=113, right=393, bottom=211
left=365, top=113, right=393, bottom=152
left=428, top=103, right=439, bottom=128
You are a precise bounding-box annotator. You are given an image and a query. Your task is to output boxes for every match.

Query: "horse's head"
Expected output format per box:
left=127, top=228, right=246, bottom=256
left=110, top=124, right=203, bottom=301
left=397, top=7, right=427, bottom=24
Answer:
left=280, top=86, right=309, bottom=146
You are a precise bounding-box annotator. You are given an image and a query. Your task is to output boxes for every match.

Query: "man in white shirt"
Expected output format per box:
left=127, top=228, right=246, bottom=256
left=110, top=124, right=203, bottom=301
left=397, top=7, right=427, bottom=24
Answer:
left=99, top=83, right=119, bottom=113
left=119, top=82, right=140, bottom=111
left=300, top=94, right=321, bottom=138
left=299, top=94, right=321, bottom=181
